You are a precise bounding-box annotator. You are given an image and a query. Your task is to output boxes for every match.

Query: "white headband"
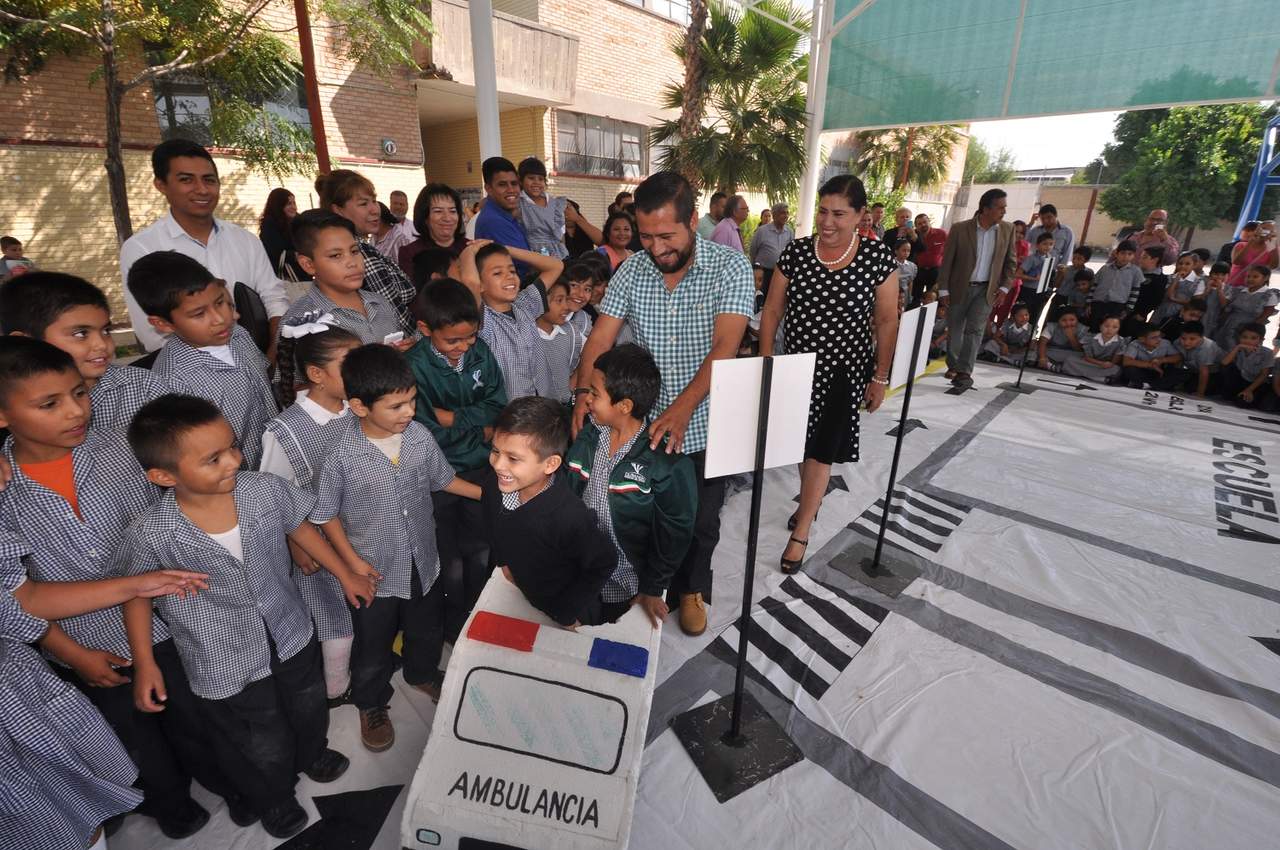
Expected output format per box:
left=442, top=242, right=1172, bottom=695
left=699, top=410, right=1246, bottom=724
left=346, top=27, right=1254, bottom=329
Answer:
left=280, top=312, right=336, bottom=339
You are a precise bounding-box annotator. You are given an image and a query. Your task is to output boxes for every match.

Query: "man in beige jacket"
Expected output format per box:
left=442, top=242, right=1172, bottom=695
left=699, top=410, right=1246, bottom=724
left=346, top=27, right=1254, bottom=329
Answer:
left=937, top=188, right=1018, bottom=389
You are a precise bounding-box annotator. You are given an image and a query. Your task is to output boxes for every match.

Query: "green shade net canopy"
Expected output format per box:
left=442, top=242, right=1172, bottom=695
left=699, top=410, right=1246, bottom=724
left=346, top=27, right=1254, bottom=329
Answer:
left=822, top=0, right=1280, bottom=130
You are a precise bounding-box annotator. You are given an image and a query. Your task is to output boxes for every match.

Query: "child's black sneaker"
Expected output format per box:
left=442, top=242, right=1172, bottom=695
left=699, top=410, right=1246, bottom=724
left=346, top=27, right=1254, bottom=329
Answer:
left=305, top=748, right=350, bottom=783
left=156, top=797, right=210, bottom=839
left=327, top=686, right=352, bottom=709
left=261, top=798, right=308, bottom=838
left=225, top=793, right=258, bottom=828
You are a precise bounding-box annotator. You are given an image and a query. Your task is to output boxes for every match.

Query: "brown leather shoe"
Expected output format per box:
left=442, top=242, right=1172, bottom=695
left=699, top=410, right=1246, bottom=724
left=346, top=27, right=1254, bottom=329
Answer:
left=678, top=592, right=707, bottom=636
left=945, top=369, right=958, bottom=380
left=359, top=706, right=395, bottom=752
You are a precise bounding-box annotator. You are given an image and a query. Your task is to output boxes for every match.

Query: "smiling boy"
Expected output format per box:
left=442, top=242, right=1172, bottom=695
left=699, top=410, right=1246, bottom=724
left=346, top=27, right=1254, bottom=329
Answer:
left=0, top=272, right=164, bottom=431
left=127, top=251, right=278, bottom=469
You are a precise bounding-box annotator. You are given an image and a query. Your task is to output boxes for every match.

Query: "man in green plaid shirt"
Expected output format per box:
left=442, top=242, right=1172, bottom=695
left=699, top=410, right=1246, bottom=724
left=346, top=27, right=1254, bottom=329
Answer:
left=573, top=172, right=755, bottom=637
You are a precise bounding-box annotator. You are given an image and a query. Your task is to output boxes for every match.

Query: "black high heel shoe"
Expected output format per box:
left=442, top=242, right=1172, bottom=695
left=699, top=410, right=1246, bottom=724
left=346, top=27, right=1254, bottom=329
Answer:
left=786, top=508, right=818, bottom=531
left=780, top=537, right=809, bottom=574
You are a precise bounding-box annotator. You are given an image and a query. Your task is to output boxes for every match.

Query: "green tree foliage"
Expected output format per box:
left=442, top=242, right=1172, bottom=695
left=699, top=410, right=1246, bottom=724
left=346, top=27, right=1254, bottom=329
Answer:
left=961, top=137, right=1016, bottom=184
left=852, top=124, right=964, bottom=191
left=652, top=0, right=810, bottom=199
left=1098, top=103, right=1274, bottom=230
left=0, top=1, right=429, bottom=243
left=1072, top=109, right=1168, bottom=184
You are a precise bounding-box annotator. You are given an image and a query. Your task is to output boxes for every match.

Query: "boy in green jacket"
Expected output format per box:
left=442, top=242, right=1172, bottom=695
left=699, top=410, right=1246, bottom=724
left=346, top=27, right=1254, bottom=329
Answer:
left=405, top=277, right=507, bottom=637
left=566, top=344, right=698, bottom=628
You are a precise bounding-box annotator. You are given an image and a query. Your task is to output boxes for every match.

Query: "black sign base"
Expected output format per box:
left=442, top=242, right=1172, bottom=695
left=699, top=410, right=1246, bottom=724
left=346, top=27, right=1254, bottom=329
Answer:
left=996, top=381, right=1037, bottom=394
left=669, top=691, right=803, bottom=804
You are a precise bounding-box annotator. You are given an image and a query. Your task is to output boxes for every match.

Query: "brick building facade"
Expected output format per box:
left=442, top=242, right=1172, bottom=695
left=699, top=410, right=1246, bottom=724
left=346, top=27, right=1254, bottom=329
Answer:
left=0, top=0, right=727, bottom=327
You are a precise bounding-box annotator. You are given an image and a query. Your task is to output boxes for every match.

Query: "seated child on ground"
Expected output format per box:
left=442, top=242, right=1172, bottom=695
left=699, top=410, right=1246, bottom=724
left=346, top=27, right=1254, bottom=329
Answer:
left=1215, top=264, right=1279, bottom=350
left=1036, top=307, right=1087, bottom=372
left=0, top=271, right=164, bottom=431
left=484, top=396, right=617, bottom=629
left=1159, top=298, right=1207, bottom=341
left=1053, top=267, right=1093, bottom=320
left=566, top=345, right=697, bottom=627
left=127, top=251, right=278, bottom=469
left=981, top=303, right=1033, bottom=365
left=310, top=344, right=481, bottom=751
left=1120, top=323, right=1182, bottom=389
left=1220, top=323, right=1275, bottom=409
left=1166, top=321, right=1221, bottom=397
left=261, top=320, right=364, bottom=704
left=1063, top=315, right=1125, bottom=383
left=1152, top=252, right=1200, bottom=324
left=121, top=395, right=376, bottom=839
left=405, top=278, right=506, bottom=640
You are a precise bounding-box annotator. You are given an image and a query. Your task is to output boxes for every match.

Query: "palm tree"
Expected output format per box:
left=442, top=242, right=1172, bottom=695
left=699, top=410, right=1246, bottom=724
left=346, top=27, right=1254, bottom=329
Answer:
left=850, top=125, right=965, bottom=191
left=651, top=0, right=810, bottom=199
left=674, top=0, right=710, bottom=186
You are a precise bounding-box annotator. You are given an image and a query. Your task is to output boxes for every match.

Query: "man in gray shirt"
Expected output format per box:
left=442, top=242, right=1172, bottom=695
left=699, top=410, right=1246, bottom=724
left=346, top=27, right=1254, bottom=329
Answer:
left=748, top=202, right=794, bottom=294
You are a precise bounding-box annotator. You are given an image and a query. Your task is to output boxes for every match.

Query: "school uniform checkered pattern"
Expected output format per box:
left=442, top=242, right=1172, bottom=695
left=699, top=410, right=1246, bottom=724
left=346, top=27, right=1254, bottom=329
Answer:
left=599, top=235, right=756, bottom=454
left=481, top=284, right=555, bottom=400
left=312, top=417, right=456, bottom=599
left=1, top=433, right=168, bottom=662
left=88, top=363, right=165, bottom=432
left=359, top=242, right=417, bottom=335
left=263, top=402, right=354, bottom=642
left=582, top=424, right=642, bottom=603
left=152, top=324, right=278, bottom=470
left=431, top=345, right=465, bottom=373
left=538, top=323, right=585, bottom=403
left=500, top=476, right=553, bottom=512
left=118, top=472, right=316, bottom=700
left=0, top=530, right=30, bottom=592
left=282, top=286, right=403, bottom=345
left=0, top=589, right=142, bottom=850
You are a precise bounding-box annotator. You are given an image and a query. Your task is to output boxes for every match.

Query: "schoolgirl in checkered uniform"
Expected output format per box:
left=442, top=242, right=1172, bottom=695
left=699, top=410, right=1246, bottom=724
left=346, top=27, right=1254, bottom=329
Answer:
left=261, top=315, right=363, bottom=702
left=0, top=536, right=140, bottom=850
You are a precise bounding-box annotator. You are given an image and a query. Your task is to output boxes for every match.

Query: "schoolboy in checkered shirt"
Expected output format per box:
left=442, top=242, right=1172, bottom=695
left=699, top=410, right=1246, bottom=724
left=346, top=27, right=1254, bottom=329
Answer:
left=310, top=344, right=481, bottom=754
left=118, top=394, right=377, bottom=840
left=127, top=250, right=278, bottom=469
left=0, top=271, right=164, bottom=432
left=0, top=337, right=231, bottom=840
left=565, top=344, right=697, bottom=627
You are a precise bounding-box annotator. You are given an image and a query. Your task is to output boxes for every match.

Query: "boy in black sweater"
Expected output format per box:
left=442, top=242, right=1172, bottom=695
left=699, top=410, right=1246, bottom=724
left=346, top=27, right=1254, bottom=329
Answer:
left=483, top=397, right=615, bottom=628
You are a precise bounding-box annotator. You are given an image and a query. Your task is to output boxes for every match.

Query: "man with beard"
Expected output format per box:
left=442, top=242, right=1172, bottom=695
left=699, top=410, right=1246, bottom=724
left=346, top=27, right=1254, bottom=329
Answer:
left=570, top=172, right=754, bottom=638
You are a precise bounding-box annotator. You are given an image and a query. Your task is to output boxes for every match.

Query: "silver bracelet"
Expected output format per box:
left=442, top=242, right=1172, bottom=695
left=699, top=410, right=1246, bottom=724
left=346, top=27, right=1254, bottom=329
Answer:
left=871, top=375, right=889, bottom=385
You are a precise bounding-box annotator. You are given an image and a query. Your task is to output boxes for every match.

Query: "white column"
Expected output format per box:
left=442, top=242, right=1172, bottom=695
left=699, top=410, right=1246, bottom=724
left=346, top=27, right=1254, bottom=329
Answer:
left=796, top=0, right=835, bottom=237
left=469, top=0, right=502, bottom=158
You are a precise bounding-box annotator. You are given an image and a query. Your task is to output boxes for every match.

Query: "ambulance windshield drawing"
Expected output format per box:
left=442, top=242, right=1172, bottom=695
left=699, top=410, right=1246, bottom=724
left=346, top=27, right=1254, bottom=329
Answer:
left=403, top=570, right=661, bottom=850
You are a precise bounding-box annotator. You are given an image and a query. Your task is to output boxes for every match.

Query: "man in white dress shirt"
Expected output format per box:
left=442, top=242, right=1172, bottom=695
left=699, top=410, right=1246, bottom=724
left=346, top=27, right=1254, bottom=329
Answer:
left=120, top=139, right=288, bottom=360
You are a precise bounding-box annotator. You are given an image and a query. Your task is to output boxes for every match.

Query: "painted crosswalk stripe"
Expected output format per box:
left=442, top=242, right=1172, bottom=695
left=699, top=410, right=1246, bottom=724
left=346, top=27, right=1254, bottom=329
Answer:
left=711, top=574, right=889, bottom=706
left=848, top=487, right=971, bottom=555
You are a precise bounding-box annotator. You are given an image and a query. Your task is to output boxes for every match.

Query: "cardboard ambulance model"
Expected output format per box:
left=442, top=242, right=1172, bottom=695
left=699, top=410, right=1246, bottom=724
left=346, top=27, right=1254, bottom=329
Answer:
left=402, top=570, right=661, bottom=850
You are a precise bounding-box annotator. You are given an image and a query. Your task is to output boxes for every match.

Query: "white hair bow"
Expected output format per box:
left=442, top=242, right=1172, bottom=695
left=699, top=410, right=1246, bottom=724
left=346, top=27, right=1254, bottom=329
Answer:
left=280, top=312, right=336, bottom=339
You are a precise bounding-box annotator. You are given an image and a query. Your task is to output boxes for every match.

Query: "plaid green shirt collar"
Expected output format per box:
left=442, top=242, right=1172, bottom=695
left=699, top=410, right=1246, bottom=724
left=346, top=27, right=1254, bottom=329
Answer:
left=597, top=236, right=755, bottom=454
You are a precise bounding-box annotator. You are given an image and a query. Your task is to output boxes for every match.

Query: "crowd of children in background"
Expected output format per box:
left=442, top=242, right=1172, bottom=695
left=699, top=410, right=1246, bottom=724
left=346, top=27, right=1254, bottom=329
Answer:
left=0, top=143, right=694, bottom=848
left=957, top=221, right=1280, bottom=410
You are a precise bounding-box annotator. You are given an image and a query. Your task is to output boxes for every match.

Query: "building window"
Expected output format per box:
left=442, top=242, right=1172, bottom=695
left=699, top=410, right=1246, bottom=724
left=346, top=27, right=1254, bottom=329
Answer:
left=153, top=76, right=311, bottom=144
left=556, top=111, right=647, bottom=179
left=618, top=0, right=689, bottom=24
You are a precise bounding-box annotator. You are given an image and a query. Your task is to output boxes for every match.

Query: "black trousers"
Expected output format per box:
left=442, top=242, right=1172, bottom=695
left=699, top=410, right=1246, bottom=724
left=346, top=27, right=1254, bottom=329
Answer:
left=915, top=266, right=938, bottom=304
left=58, top=638, right=234, bottom=815
left=197, top=636, right=328, bottom=814
left=1219, top=362, right=1273, bottom=408
left=434, top=467, right=491, bottom=642
left=580, top=597, right=633, bottom=627
left=665, top=450, right=721, bottom=604
left=350, top=564, right=445, bottom=709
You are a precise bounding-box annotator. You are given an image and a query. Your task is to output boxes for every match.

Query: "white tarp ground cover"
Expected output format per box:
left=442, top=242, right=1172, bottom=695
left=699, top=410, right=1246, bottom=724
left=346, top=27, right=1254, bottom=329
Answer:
left=112, top=363, right=1280, bottom=849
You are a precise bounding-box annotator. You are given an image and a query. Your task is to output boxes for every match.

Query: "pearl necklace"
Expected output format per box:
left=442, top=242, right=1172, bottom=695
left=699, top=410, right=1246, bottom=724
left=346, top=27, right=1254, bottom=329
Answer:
left=815, top=233, right=857, bottom=267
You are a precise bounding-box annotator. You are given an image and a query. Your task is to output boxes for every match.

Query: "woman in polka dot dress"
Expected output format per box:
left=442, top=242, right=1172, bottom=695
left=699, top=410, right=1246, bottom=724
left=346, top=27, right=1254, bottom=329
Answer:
left=759, top=174, right=901, bottom=573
